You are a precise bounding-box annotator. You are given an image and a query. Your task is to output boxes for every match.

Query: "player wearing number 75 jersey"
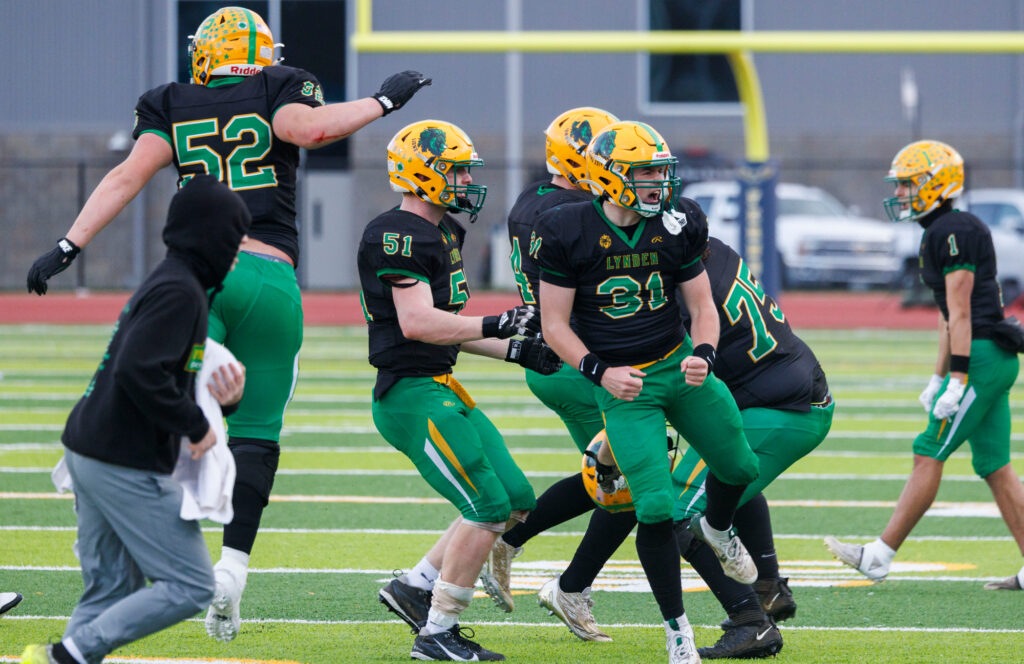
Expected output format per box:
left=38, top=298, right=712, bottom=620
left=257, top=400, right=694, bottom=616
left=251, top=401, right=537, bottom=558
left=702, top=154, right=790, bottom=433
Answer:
left=24, top=6, right=431, bottom=644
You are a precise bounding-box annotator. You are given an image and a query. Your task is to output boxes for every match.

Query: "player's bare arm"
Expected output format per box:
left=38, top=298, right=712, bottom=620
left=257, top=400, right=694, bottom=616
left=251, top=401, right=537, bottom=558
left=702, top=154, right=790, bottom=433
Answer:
left=272, top=98, right=384, bottom=149
left=390, top=278, right=489, bottom=345
left=66, top=133, right=174, bottom=248
left=678, top=270, right=719, bottom=386
left=944, top=268, right=974, bottom=382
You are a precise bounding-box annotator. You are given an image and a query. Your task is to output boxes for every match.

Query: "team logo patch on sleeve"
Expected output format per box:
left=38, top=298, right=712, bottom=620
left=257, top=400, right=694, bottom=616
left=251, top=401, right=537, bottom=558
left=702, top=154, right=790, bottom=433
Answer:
left=185, top=344, right=205, bottom=372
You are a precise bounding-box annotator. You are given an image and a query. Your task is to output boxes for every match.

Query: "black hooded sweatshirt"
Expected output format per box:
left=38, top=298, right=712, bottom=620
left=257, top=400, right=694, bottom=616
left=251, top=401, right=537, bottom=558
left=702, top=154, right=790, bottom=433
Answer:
left=62, top=175, right=251, bottom=474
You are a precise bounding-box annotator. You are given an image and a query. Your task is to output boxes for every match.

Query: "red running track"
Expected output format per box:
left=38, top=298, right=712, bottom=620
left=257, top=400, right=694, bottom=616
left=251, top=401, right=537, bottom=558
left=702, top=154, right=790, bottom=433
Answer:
left=5, top=290, right=1020, bottom=328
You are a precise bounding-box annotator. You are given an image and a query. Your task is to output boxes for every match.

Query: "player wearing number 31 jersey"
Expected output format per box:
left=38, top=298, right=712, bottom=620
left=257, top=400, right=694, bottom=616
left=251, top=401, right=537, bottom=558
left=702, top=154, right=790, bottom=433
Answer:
left=24, top=5, right=432, bottom=644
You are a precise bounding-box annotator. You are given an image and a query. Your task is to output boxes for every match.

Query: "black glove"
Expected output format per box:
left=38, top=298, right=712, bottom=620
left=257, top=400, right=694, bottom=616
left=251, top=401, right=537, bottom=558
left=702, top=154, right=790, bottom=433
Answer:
left=27, top=237, right=80, bottom=295
left=506, top=337, right=562, bottom=375
left=373, top=70, right=431, bottom=115
left=482, top=304, right=540, bottom=339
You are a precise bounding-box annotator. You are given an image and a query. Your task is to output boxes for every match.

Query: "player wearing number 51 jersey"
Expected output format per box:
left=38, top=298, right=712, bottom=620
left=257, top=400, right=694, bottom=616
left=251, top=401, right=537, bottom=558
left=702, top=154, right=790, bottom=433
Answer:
left=24, top=5, right=432, bottom=644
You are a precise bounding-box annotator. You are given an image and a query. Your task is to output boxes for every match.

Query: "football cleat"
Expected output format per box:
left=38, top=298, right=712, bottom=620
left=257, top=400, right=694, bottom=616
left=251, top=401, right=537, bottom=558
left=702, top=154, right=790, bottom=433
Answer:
left=688, top=517, right=758, bottom=584
left=379, top=572, right=432, bottom=631
left=205, top=566, right=243, bottom=642
left=537, top=576, right=612, bottom=642
left=411, top=626, right=505, bottom=661
left=983, top=575, right=1023, bottom=590
left=479, top=538, right=521, bottom=612
left=0, top=592, right=23, bottom=615
left=699, top=616, right=783, bottom=660
left=665, top=618, right=700, bottom=664
left=823, top=536, right=888, bottom=583
left=20, top=644, right=58, bottom=664
left=753, top=576, right=796, bottom=622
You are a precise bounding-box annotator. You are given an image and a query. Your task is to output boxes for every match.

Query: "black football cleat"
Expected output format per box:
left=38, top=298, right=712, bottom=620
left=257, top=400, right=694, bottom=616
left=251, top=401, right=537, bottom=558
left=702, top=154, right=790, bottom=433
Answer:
left=379, top=573, right=432, bottom=631
left=699, top=615, right=783, bottom=660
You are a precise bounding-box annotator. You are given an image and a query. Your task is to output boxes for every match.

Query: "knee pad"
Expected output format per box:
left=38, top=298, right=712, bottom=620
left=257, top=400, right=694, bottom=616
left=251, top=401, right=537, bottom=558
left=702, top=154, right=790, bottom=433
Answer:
left=633, top=489, right=674, bottom=524
left=229, top=438, right=280, bottom=506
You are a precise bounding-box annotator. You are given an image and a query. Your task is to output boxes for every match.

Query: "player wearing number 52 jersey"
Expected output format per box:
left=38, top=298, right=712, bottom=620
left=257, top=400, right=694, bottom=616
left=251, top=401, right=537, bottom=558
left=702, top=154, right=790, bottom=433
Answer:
left=536, top=120, right=759, bottom=664
left=24, top=6, right=432, bottom=643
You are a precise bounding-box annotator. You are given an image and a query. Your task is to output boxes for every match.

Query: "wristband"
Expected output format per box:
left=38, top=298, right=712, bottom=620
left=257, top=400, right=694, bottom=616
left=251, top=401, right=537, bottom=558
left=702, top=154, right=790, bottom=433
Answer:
left=578, top=353, right=610, bottom=386
left=693, top=343, right=716, bottom=371
left=949, top=354, right=970, bottom=374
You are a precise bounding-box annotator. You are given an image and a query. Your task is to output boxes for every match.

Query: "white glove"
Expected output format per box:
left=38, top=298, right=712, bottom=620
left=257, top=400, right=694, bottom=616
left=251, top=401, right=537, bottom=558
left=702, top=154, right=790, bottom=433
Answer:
left=931, top=377, right=966, bottom=420
left=918, top=374, right=944, bottom=412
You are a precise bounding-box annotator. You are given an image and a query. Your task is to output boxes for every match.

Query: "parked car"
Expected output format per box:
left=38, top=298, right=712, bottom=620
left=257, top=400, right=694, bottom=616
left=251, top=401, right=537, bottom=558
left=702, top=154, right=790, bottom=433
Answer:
left=894, top=189, right=1024, bottom=307
left=681, top=181, right=902, bottom=289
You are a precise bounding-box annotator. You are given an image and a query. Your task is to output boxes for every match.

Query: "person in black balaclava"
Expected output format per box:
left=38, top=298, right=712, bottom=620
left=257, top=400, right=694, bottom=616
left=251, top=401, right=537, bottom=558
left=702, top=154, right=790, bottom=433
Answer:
left=22, top=175, right=251, bottom=664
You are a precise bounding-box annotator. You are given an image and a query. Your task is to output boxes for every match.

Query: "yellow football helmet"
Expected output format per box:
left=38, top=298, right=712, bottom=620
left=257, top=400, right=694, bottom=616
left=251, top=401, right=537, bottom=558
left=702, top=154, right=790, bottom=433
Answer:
left=387, top=120, right=487, bottom=216
left=883, top=140, right=964, bottom=222
left=581, top=431, right=635, bottom=513
left=545, top=107, right=619, bottom=189
left=189, top=6, right=280, bottom=85
left=585, top=121, right=681, bottom=218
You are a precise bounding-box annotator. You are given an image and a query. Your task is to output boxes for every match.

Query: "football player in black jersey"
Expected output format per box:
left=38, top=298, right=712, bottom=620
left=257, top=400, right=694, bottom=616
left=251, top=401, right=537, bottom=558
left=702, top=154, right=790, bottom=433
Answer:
left=362, top=119, right=561, bottom=662
left=535, top=120, right=760, bottom=664
left=826, top=140, right=1024, bottom=592
left=478, top=107, right=628, bottom=634
left=24, top=6, right=431, bottom=643
left=670, top=235, right=833, bottom=659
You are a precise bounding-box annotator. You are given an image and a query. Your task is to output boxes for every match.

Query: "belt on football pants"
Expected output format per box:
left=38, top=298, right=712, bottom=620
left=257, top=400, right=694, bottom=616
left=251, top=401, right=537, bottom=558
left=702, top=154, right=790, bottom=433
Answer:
left=433, top=374, right=477, bottom=409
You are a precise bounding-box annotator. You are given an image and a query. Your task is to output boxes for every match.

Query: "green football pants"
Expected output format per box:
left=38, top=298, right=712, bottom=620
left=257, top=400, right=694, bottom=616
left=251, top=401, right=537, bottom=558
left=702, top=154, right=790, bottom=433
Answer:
left=372, top=374, right=536, bottom=523
left=525, top=363, right=604, bottom=453
left=594, top=343, right=759, bottom=524
left=208, top=252, right=302, bottom=442
left=672, top=399, right=835, bottom=520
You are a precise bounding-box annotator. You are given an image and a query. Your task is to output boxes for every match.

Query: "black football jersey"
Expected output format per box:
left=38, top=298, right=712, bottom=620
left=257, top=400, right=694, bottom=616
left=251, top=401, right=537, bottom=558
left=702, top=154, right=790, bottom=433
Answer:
left=507, top=178, right=592, bottom=305
left=358, top=209, right=470, bottom=383
left=133, top=65, right=325, bottom=264
left=918, top=208, right=1003, bottom=338
left=536, top=198, right=708, bottom=364
left=679, top=237, right=825, bottom=411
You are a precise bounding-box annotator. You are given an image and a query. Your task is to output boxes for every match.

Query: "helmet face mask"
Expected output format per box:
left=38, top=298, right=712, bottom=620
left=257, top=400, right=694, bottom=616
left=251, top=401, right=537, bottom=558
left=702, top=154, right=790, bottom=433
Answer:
left=189, top=6, right=280, bottom=85
left=388, top=121, right=487, bottom=216
left=581, top=431, right=635, bottom=513
left=545, top=107, right=619, bottom=189
left=883, top=140, right=964, bottom=222
left=586, top=121, right=681, bottom=218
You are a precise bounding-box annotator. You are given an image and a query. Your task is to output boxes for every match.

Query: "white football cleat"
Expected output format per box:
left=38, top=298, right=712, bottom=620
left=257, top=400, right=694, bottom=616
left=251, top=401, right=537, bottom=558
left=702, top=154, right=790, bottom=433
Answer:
left=824, top=536, right=889, bottom=582
left=665, top=617, right=700, bottom=664
left=537, top=576, right=612, bottom=642
left=205, top=565, right=244, bottom=642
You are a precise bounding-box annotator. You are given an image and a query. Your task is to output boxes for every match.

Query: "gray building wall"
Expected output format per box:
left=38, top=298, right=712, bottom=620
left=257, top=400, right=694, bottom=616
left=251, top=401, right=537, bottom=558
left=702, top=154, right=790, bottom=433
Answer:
left=3, top=0, right=1024, bottom=290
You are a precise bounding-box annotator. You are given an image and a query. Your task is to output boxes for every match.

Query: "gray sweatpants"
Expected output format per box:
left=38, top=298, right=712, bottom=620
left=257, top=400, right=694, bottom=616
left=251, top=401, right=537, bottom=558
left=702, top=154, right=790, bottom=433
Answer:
left=63, top=448, right=214, bottom=664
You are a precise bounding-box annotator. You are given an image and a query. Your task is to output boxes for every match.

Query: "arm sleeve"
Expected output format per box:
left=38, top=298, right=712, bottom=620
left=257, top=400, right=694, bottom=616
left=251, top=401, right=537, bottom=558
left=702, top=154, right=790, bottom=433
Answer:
left=268, top=66, right=326, bottom=116
left=675, top=198, right=710, bottom=282
left=111, top=285, right=209, bottom=442
left=536, top=211, right=578, bottom=288
left=365, top=224, right=441, bottom=284
left=933, top=227, right=981, bottom=274
left=132, top=86, right=172, bottom=144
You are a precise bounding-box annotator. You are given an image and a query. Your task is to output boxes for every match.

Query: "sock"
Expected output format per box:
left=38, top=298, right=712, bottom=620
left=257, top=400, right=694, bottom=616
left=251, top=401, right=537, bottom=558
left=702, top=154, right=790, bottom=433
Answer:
left=407, top=557, right=439, bottom=591
left=423, top=609, right=457, bottom=634
left=52, top=641, right=82, bottom=664
left=503, top=473, right=594, bottom=548
left=560, top=508, right=636, bottom=593
left=679, top=524, right=760, bottom=616
left=215, top=546, right=250, bottom=596
left=703, top=473, right=746, bottom=531
left=732, top=494, right=780, bottom=579
left=700, top=516, right=732, bottom=547
left=665, top=612, right=691, bottom=637
left=636, top=519, right=684, bottom=620
left=864, top=538, right=897, bottom=566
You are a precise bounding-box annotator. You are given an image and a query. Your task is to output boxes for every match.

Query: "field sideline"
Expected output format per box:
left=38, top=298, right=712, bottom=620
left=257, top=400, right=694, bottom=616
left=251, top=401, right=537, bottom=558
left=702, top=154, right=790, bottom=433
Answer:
left=1, top=320, right=1023, bottom=663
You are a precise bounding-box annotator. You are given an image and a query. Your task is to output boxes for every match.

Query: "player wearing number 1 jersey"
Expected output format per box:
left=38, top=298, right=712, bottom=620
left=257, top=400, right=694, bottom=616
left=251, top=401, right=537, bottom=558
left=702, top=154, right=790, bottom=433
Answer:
left=24, top=6, right=431, bottom=643
left=536, top=120, right=759, bottom=664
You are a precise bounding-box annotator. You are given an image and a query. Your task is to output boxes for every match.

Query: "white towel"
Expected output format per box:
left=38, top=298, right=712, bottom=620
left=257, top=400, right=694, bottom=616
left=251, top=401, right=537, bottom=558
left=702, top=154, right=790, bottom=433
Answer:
left=172, top=338, right=237, bottom=524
